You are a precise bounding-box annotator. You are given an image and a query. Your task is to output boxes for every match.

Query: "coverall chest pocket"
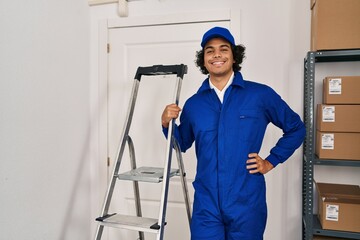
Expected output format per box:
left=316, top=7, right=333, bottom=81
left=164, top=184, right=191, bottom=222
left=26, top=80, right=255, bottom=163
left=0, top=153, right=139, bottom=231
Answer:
left=237, top=109, right=261, bottom=142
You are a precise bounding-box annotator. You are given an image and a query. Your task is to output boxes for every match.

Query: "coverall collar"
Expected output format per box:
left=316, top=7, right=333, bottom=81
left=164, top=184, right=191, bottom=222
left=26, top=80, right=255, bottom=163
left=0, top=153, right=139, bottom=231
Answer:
left=197, top=71, right=245, bottom=94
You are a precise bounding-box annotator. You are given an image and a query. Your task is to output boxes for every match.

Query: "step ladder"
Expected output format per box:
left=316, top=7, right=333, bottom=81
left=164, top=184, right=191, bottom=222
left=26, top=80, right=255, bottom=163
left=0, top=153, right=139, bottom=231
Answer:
left=95, top=64, right=191, bottom=240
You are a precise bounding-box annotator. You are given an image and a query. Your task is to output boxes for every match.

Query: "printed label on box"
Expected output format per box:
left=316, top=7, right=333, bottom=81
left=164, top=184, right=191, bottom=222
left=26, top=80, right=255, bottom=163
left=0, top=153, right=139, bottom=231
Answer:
left=321, top=134, right=334, bottom=150
left=326, top=204, right=339, bottom=221
left=328, top=78, right=342, bottom=95
left=322, top=106, right=335, bottom=122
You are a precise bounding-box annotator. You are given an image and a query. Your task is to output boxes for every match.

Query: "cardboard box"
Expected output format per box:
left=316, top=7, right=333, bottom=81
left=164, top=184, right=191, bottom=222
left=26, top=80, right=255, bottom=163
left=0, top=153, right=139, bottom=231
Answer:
left=323, top=76, right=360, bottom=104
left=316, top=182, right=360, bottom=233
left=317, top=104, right=360, bottom=132
left=311, top=0, right=360, bottom=51
left=316, top=131, right=360, bottom=160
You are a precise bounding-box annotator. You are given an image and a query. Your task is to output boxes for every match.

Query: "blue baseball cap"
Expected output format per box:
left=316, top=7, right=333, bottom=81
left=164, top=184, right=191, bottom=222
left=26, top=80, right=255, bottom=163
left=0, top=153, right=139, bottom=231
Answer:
left=201, top=27, right=235, bottom=48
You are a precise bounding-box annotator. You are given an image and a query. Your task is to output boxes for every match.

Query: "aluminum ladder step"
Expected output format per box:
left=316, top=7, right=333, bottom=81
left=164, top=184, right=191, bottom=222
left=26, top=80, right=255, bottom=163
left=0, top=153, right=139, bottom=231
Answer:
left=96, top=214, right=160, bottom=233
left=117, top=166, right=180, bottom=183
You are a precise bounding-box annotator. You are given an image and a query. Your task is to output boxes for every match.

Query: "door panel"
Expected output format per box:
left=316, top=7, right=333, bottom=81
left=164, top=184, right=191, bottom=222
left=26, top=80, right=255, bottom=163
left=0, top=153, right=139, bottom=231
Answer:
left=107, top=21, right=230, bottom=239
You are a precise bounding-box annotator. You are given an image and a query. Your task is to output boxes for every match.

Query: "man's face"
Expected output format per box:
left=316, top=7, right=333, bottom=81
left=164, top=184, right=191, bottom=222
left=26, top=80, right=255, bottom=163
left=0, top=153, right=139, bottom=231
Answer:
left=203, top=38, right=235, bottom=78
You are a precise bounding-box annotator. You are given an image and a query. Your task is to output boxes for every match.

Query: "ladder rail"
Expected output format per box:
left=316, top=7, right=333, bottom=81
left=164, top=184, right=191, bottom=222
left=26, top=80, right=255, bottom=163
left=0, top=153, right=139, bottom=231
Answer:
left=95, top=79, right=140, bottom=240
left=156, top=75, right=183, bottom=240
left=127, top=135, right=145, bottom=240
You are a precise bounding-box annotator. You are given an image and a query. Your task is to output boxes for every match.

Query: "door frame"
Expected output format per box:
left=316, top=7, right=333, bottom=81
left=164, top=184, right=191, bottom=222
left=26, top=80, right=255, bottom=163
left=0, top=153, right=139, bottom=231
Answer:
left=95, top=7, right=241, bottom=215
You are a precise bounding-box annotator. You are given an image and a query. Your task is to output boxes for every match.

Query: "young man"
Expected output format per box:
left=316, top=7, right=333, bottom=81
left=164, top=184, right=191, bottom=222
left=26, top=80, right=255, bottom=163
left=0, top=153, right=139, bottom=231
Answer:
left=161, top=27, right=305, bottom=240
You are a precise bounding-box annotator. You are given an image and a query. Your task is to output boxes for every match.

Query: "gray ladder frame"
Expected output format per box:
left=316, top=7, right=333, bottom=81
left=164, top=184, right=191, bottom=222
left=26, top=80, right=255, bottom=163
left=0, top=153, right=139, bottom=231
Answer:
left=95, top=64, right=191, bottom=240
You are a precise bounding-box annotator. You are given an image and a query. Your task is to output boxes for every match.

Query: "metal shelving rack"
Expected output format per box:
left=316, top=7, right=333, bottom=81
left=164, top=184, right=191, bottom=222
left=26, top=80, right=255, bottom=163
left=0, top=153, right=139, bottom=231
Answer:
left=302, top=50, right=360, bottom=240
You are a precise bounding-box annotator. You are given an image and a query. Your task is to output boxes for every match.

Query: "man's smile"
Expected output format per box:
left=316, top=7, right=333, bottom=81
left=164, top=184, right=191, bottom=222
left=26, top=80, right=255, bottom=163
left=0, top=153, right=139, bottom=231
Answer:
left=211, top=60, right=226, bottom=66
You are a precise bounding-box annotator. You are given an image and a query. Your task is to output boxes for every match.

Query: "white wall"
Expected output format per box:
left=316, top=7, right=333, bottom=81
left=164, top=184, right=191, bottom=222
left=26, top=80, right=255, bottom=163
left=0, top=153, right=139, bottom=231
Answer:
left=0, top=1, right=91, bottom=240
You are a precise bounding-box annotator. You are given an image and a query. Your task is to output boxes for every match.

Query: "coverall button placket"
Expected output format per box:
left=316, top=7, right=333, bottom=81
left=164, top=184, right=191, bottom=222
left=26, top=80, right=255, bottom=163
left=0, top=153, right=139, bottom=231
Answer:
left=217, top=87, right=232, bottom=207
left=217, top=110, right=224, bottom=205
left=209, top=90, right=223, bottom=207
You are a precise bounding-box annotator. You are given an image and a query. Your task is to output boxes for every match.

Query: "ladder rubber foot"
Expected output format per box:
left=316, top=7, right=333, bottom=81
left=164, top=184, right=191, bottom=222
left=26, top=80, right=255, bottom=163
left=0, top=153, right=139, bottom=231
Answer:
left=150, top=222, right=166, bottom=230
left=96, top=213, right=117, bottom=222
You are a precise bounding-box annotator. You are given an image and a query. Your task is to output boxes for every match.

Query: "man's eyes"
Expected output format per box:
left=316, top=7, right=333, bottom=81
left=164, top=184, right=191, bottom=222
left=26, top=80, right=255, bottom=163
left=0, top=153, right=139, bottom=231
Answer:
left=205, top=48, right=229, bottom=54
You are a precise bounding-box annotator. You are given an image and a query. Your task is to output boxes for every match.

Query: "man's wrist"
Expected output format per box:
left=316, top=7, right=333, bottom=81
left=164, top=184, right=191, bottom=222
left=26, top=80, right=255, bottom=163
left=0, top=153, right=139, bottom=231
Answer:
left=162, top=120, right=169, bottom=128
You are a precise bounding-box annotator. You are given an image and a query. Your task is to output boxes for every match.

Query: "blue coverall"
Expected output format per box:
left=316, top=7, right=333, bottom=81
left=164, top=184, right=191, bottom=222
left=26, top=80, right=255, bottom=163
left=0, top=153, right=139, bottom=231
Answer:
left=163, top=72, right=306, bottom=240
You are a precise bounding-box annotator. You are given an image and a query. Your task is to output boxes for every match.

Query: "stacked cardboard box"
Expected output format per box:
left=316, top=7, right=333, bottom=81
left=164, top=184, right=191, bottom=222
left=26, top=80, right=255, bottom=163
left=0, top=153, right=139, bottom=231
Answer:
left=310, top=0, right=360, bottom=51
left=316, top=76, right=360, bottom=160
left=316, top=182, right=360, bottom=233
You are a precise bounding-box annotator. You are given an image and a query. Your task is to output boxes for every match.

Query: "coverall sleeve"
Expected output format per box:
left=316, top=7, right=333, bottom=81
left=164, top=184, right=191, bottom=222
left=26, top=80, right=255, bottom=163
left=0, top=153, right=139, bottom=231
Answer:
left=162, top=104, right=194, bottom=153
left=264, top=87, right=306, bottom=167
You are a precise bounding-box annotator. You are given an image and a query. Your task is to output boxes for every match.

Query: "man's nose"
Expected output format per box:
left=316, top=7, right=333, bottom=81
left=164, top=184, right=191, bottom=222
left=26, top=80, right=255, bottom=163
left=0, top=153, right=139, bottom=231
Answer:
left=213, top=50, right=221, bottom=58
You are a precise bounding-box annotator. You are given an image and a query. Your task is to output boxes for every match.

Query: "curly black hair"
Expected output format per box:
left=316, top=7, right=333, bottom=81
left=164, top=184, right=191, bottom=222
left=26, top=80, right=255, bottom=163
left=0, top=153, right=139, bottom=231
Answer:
left=195, top=44, right=246, bottom=75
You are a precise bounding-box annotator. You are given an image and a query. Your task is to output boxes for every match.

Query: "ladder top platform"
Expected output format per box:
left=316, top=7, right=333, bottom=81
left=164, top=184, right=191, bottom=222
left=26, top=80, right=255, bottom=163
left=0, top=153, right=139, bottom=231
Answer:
left=135, top=64, right=187, bottom=80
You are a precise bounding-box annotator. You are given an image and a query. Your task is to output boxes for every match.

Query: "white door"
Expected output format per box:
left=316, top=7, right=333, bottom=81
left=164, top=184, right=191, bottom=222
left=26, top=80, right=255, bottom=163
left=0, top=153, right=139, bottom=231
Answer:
left=102, top=11, right=240, bottom=240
